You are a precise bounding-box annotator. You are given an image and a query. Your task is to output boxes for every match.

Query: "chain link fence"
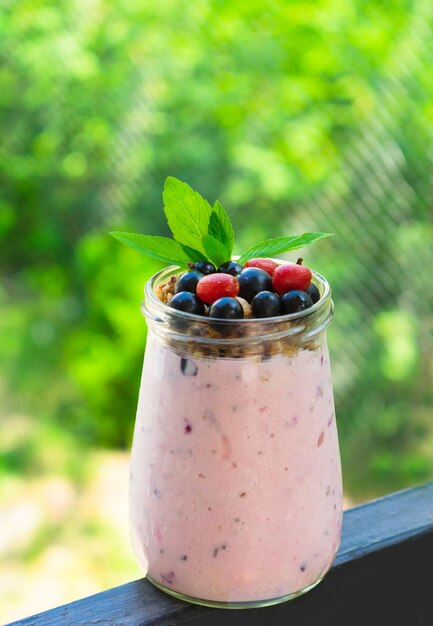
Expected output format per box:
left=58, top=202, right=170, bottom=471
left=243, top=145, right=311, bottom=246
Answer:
left=292, top=2, right=433, bottom=492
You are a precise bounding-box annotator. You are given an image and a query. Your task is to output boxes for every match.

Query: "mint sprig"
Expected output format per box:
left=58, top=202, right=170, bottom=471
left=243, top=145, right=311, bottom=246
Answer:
left=110, top=177, right=332, bottom=268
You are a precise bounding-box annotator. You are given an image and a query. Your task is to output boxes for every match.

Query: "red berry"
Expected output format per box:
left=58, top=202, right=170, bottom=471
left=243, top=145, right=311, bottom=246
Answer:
left=244, top=257, right=279, bottom=277
left=196, top=273, right=239, bottom=304
left=272, top=263, right=312, bottom=294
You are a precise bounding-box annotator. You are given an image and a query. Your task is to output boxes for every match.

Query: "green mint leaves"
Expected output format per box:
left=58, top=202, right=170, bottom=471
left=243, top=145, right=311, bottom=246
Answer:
left=162, top=178, right=234, bottom=266
left=202, top=201, right=235, bottom=267
left=110, top=177, right=235, bottom=267
left=209, top=201, right=235, bottom=258
left=238, top=233, right=333, bottom=265
left=110, top=177, right=332, bottom=267
left=162, top=177, right=213, bottom=255
left=109, top=233, right=206, bottom=265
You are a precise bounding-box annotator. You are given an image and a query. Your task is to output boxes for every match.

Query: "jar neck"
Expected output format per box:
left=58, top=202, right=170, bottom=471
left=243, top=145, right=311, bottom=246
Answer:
left=141, top=265, right=333, bottom=358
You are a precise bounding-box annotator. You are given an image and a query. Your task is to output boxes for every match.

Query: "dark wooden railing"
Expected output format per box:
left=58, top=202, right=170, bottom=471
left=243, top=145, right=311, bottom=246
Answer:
left=7, top=482, right=433, bottom=626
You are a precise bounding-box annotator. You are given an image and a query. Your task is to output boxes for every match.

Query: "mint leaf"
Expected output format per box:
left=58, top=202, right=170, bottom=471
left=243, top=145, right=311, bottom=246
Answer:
left=109, top=232, right=206, bottom=265
left=163, top=177, right=212, bottom=254
left=202, top=234, right=229, bottom=268
left=238, top=232, right=333, bottom=264
left=208, top=200, right=235, bottom=260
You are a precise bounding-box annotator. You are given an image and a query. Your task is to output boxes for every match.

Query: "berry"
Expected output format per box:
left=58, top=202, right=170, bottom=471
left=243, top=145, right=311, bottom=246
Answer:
left=180, top=358, right=198, bottom=376
left=272, top=263, right=312, bottom=294
left=244, top=258, right=278, bottom=277
left=175, top=271, right=204, bottom=294
left=196, top=274, right=239, bottom=304
left=191, top=261, right=216, bottom=275
left=280, top=290, right=313, bottom=314
left=237, top=268, right=272, bottom=302
left=251, top=291, right=282, bottom=318
left=218, top=261, right=243, bottom=276
left=209, top=297, right=244, bottom=319
left=307, top=282, right=320, bottom=304
left=170, top=292, right=205, bottom=315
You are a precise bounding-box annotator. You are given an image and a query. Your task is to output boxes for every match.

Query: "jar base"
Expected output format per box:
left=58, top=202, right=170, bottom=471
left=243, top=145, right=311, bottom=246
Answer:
left=146, top=567, right=330, bottom=609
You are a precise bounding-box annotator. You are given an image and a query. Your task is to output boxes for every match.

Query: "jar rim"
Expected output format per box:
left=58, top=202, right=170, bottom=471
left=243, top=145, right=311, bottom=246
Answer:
left=142, top=262, right=332, bottom=327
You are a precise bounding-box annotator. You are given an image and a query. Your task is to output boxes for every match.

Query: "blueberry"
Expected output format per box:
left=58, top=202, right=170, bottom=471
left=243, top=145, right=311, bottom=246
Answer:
left=175, top=271, right=204, bottom=294
left=170, top=292, right=205, bottom=315
left=307, top=282, right=320, bottom=304
left=218, top=261, right=243, bottom=276
left=237, top=268, right=272, bottom=302
left=180, top=358, right=198, bottom=376
left=209, top=297, right=244, bottom=319
left=281, top=290, right=313, bottom=314
left=192, top=261, right=216, bottom=275
left=251, top=291, right=281, bottom=318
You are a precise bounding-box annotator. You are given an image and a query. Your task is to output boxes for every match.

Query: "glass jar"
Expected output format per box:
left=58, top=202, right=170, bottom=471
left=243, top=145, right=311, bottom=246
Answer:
left=129, top=264, right=343, bottom=609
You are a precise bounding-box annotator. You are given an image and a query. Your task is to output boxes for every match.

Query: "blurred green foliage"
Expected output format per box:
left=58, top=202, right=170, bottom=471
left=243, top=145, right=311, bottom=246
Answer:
left=1, top=0, right=433, bottom=499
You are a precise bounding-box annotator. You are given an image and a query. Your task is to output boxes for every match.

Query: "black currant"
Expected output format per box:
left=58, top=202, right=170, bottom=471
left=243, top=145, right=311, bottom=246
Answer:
left=307, top=282, right=320, bottom=304
left=251, top=291, right=282, bottom=318
left=209, top=297, right=244, bottom=319
left=192, top=261, right=216, bottom=275
left=280, top=290, right=313, bottom=314
left=175, top=271, right=204, bottom=294
left=170, top=291, right=205, bottom=315
left=237, top=268, right=272, bottom=302
left=218, top=261, right=243, bottom=276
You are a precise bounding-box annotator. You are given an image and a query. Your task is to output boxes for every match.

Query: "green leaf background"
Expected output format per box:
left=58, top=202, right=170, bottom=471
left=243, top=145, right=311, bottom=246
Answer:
left=3, top=3, right=433, bottom=579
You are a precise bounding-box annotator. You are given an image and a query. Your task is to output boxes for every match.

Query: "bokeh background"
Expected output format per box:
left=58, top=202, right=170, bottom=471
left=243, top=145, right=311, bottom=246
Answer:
left=1, top=0, right=433, bottom=621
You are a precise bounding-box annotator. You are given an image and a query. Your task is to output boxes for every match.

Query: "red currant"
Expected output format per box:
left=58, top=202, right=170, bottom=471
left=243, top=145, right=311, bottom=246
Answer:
left=272, top=262, right=312, bottom=294
left=196, top=273, right=239, bottom=304
left=244, top=257, right=278, bottom=277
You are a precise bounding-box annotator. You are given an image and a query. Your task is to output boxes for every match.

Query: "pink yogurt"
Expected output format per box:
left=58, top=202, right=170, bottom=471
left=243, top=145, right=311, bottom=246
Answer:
left=129, top=331, right=343, bottom=605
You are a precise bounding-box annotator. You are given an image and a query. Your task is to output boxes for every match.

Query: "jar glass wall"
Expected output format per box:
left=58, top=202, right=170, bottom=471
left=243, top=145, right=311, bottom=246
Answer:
left=129, top=265, right=343, bottom=608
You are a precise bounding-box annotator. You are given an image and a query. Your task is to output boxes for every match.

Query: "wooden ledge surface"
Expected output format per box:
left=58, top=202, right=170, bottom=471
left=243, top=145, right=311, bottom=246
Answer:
left=8, top=481, right=433, bottom=626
